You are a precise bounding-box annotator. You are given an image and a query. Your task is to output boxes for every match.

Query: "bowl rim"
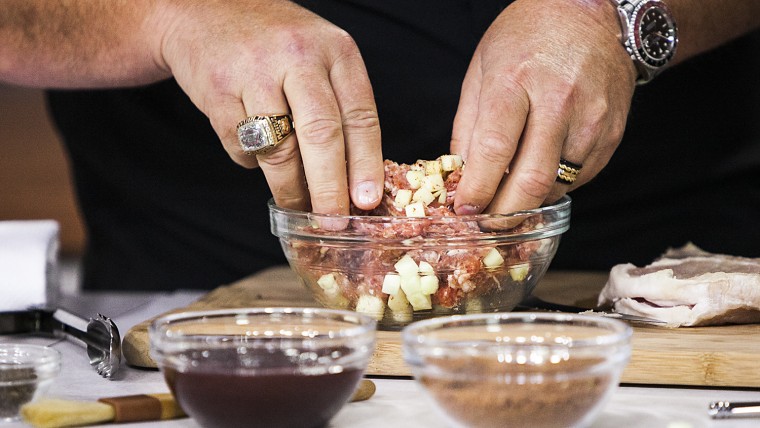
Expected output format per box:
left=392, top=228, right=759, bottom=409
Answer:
left=0, top=344, right=62, bottom=372
left=269, top=196, right=571, bottom=243
left=269, top=195, right=571, bottom=222
left=149, top=307, right=378, bottom=345
left=401, top=312, right=632, bottom=350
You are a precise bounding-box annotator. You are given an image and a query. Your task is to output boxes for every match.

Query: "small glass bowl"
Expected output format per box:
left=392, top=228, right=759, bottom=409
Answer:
left=402, top=312, right=632, bottom=428
left=0, top=344, right=61, bottom=422
left=270, top=196, right=571, bottom=330
left=149, top=307, right=377, bottom=428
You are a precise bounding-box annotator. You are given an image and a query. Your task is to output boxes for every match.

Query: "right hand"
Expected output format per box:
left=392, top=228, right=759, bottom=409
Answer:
left=450, top=0, right=635, bottom=216
left=155, top=0, right=385, bottom=214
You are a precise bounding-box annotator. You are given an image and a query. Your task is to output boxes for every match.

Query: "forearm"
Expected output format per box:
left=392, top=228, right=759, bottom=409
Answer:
left=667, top=0, right=760, bottom=65
left=0, top=0, right=171, bottom=88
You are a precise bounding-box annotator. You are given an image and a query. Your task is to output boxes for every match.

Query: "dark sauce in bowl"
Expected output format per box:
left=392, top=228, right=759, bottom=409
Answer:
left=163, top=349, right=364, bottom=428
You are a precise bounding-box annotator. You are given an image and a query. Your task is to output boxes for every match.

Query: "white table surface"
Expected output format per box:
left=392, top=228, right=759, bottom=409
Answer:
left=3, top=290, right=760, bottom=428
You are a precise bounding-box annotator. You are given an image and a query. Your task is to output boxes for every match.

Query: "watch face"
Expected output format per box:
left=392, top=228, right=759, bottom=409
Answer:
left=633, top=2, right=677, bottom=68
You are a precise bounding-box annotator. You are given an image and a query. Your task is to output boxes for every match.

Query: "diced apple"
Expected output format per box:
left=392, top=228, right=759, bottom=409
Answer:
left=388, top=288, right=411, bottom=312
left=440, top=154, right=463, bottom=171
left=509, top=263, right=530, bottom=282
left=406, top=170, right=425, bottom=190
left=412, top=187, right=435, bottom=206
left=394, top=189, right=413, bottom=207
left=425, top=159, right=443, bottom=176
left=405, top=201, right=426, bottom=217
left=420, top=275, right=439, bottom=295
left=317, top=273, right=339, bottom=294
left=400, top=274, right=422, bottom=296
left=418, top=261, right=434, bottom=275
left=388, top=289, right=412, bottom=322
left=482, top=248, right=505, bottom=268
left=382, top=273, right=402, bottom=295
left=394, top=254, right=419, bottom=275
left=422, top=174, right=445, bottom=193
left=316, top=273, right=349, bottom=308
left=437, top=189, right=447, bottom=205
left=407, top=293, right=432, bottom=311
left=355, top=294, right=385, bottom=320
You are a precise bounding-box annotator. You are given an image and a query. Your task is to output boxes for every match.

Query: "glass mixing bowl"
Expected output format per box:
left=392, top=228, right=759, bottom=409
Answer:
left=270, top=196, right=571, bottom=330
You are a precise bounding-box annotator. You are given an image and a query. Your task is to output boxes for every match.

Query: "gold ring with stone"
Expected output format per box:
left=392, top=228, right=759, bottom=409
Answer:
left=237, top=114, right=295, bottom=155
left=556, top=158, right=582, bottom=185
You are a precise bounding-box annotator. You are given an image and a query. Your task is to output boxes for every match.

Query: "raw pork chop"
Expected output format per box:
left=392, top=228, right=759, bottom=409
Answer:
left=598, top=243, right=760, bottom=327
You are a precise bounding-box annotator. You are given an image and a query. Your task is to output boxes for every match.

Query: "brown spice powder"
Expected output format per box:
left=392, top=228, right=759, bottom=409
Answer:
left=420, top=355, right=613, bottom=428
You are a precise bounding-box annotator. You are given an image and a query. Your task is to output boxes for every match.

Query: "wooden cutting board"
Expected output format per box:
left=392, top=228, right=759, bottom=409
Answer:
left=123, top=266, right=760, bottom=388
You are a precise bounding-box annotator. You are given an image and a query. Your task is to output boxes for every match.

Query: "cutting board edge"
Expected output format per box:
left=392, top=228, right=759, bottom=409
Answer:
left=120, top=268, right=760, bottom=388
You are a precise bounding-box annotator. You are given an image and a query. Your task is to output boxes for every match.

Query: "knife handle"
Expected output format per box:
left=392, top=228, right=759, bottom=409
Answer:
left=98, top=393, right=185, bottom=422
left=21, top=393, right=185, bottom=428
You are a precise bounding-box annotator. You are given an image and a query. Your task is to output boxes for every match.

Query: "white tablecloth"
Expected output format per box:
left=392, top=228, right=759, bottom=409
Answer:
left=3, top=291, right=760, bottom=428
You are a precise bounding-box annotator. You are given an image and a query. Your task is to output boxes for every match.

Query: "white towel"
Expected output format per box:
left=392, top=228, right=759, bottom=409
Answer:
left=0, top=220, right=60, bottom=311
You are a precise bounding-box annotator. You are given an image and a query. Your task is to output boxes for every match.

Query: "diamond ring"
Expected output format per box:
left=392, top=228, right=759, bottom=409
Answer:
left=556, top=158, right=582, bottom=185
left=237, top=114, right=295, bottom=155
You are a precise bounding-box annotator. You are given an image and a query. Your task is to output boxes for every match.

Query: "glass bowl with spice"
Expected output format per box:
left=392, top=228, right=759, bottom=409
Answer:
left=402, top=312, right=632, bottom=428
left=149, top=307, right=377, bottom=428
left=0, top=343, right=61, bottom=422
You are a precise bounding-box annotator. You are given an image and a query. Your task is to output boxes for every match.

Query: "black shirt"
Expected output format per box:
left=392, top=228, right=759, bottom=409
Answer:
left=47, top=1, right=760, bottom=290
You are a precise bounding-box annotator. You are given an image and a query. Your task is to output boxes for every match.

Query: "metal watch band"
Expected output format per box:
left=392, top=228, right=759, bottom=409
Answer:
left=608, top=0, right=676, bottom=84
left=610, top=0, right=647, bottom=22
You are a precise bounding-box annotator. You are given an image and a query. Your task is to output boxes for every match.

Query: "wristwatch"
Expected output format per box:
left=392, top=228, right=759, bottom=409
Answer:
left=610, top=0, right=678, bottom=84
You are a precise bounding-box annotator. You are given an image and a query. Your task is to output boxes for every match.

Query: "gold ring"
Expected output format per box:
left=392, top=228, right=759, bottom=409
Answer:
left=556, top=158, right=582, bottom=185
left=237, top=114, right=295, bottom=155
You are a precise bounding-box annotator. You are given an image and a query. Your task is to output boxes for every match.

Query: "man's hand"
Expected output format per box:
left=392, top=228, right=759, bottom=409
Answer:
left=451, top=0, right=637, bottom=215
left=158, top=0, right=384, bottom=214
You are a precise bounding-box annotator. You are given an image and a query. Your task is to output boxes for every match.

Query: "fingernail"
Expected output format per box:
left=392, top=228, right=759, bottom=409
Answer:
left=317, top=217, right=350, bottom=231
left=456, top=204, right=482, bottom=215
left=356, top=181, right=381, bottom=207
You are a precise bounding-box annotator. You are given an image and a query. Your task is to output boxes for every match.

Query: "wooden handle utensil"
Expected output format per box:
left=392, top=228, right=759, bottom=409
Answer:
left=21, top=379, right=376, bottom=428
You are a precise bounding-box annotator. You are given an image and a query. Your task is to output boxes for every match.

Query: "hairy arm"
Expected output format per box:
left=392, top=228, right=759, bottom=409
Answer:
left=583, top=0, right=760, bottom=66
left=0, top=0, right=169, bottom=88
left=666, top=0, right=760, bottom=64
left=0, top=0, right=385, bottom=216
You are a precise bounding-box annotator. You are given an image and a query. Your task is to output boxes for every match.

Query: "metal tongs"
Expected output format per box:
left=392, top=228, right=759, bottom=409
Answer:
left=518, top=295, right=666, bottom=324
left=0, top=308, right=122, bottom=378
left=709, top=401, right=760, bottom=419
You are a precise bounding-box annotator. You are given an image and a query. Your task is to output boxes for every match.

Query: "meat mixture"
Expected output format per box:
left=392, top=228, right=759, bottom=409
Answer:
left=283, top=155, right=550, bottom=325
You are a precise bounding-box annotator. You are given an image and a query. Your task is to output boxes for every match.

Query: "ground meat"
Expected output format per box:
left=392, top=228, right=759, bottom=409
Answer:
left=285, top=155, right=548, bottom=324
left=434, top=285, right=465, bottom=309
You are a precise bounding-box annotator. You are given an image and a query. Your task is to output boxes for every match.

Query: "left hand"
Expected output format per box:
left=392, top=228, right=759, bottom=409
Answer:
left=451, top=0, right=637, bottom=215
